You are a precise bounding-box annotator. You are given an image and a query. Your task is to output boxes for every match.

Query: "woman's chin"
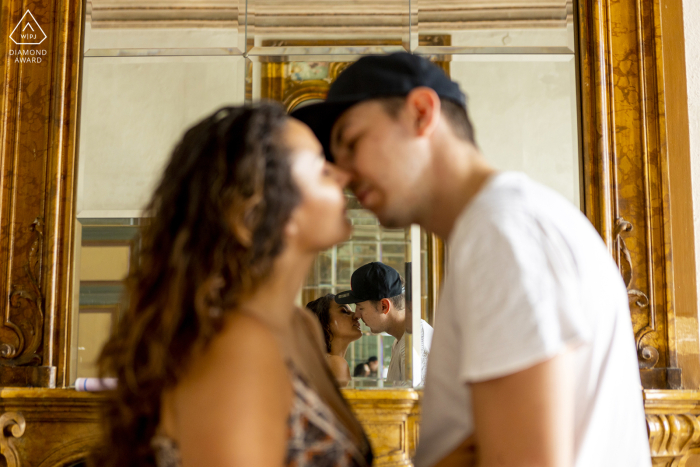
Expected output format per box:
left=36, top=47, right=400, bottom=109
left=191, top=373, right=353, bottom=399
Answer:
left=314, top=225, right=352, bottom=252
left=339, top=216, right=352, bottom=238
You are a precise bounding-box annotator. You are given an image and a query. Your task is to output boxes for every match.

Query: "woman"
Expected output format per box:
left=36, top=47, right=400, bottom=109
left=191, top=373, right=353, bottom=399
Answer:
left=92, top=104, right=373, bottom=467
left=306, top=294, right=363, bottom=386
left=354, top=363, right=370, bottom=378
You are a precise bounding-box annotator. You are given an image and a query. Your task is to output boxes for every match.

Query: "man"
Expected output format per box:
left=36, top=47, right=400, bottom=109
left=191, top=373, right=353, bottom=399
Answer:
left=335, top=262, right=433, bottom=385
left=367, top=356, right=379, bottom=378
left=293, top=53, right=650, bottom=466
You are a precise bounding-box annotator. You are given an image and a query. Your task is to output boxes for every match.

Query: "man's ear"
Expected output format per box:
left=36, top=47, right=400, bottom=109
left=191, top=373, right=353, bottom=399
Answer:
left=380, top=298, right=391, bottom=314
left=405, top=87, right=441, bottom=138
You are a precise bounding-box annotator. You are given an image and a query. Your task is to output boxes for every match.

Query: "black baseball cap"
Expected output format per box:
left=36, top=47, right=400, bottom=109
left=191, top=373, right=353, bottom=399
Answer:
left=335, top=262, right=404, bottom=305
left=291, top=52, right=466, bottom=161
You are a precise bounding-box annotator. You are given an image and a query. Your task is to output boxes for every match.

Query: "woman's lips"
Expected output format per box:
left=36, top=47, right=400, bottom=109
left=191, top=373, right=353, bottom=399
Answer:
left=356, top=188, right=371, bottom=206
left=353, top=323, right=361, bottom=331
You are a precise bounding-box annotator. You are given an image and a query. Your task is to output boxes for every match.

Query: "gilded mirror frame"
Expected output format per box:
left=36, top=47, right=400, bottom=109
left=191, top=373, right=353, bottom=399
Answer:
left=1, top=0, right=700, bottom=464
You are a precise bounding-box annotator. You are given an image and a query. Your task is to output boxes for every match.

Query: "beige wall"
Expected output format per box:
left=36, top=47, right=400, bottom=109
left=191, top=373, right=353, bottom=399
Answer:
left=682, top=0, right=700, bottom=318
left=451, top=55, right=579, bottom=206
left=77, top=56, right=245, bottom=218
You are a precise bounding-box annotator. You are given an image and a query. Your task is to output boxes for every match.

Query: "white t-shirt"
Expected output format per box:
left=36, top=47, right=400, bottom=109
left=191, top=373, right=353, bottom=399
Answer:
left=414, top=172, right=650, bottom=467
left=386, top=319, right=433, bottom=385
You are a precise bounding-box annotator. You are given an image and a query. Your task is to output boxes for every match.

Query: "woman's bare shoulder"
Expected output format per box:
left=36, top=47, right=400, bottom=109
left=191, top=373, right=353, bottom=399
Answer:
left=177, top=313, right=290, bottom=395
left=326, top=355, right=350, bottom=375
left=164, top=312, right=294, bottom=465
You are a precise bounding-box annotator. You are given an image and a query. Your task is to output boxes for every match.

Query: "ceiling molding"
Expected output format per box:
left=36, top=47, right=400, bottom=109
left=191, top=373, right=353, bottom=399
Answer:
left=87, top=1, right=573, bottom=30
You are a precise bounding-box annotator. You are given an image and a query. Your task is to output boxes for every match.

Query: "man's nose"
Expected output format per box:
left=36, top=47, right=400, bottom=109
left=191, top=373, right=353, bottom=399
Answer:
left=328, top=162, right=352, bottom=188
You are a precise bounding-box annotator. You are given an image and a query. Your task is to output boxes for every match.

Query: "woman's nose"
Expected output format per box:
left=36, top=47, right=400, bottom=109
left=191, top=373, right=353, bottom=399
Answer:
left=328, top=162, right=352, bottom=188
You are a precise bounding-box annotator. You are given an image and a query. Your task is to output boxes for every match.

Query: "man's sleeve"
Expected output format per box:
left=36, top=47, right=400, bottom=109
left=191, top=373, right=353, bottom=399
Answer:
left=454, top=211, right=591, bottom=383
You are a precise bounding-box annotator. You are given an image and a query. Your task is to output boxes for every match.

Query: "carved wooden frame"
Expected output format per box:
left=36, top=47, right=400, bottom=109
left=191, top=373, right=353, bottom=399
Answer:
left=0, top=0, right=83, bottom=387
left=578, top=0, right=698, bottom=389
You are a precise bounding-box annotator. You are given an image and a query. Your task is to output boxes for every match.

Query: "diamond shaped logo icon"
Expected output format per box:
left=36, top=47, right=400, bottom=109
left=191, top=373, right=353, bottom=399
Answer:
left=10, top=11, right=46, bottom=46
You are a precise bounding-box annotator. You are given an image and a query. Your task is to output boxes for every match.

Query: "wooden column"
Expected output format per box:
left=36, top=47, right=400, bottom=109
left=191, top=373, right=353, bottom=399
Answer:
left=0, top=0, right=83, bottom=388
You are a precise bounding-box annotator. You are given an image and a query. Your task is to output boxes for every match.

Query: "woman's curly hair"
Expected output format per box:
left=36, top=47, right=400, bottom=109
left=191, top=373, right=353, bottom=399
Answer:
left=306, top=294, right=336, bottom=353
left=90, top=103, right=300, bottom=467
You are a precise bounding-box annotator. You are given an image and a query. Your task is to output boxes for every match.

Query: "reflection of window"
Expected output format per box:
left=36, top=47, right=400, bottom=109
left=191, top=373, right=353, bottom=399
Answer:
left=301, top=193, right=409, bottom=304
left=74, top=205, right=432, bottom=383
left=73, top=218, right=140, bottom=381
left=301, top=193, right=430, bottom=377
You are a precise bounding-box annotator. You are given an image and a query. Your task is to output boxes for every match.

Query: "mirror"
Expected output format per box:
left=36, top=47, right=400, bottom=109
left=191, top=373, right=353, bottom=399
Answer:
left=71, top=0, right=578, bottom=389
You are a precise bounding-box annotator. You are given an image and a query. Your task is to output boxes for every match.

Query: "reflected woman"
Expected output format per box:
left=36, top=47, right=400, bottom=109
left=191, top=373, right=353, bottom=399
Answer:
left=307, top=294, right=363, bottom=386
left=92, top=104, right=373, bottom=467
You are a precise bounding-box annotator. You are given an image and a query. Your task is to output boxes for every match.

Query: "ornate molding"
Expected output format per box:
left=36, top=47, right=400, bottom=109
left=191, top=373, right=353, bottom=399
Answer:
left=0, top=412, right=26, bottom=467
left=644, top=390, right=700, bottom=466
left=86, top=1, right=572, bottom=31
left=0, top=0, right=84, bottom=387
left=647, top=413, right=700, bottom=463
left=257, top=38, right=450, bottom=113
left=36, top=436, right=100, bottom=467
left=615, top=217, right=659, bottom=370
left=2, top=218, right=45, bottom=367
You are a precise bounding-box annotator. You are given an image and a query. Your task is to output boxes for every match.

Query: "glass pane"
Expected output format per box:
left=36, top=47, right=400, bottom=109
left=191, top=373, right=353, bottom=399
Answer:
left=300, top=194, right=424, bottom=388
left=72, top=54, right=246, bottom=384
left=77, top=56, right=245, bottom=218
left=77, top=309, right=115, bottom=378
left=447, top=54, right=580, bottom=206
left=84, top=0, right=245, bottom=55
left=414, top=0, right=575, bottom=54
left=71, top=218, right=140, bottom=382
left=246, top=0, right=411, bottom=55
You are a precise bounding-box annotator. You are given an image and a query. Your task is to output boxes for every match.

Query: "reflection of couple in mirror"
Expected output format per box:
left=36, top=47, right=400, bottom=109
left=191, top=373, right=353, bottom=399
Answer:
left=306, top=294, right=362, bottom=386
left=308, top=262, right=433, bottom=387
left=338, top=262, right=433, bottom=385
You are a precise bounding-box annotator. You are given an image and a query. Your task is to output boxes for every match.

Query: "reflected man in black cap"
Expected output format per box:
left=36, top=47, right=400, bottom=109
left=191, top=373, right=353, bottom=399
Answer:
left=335, top=262, right=433, bottom=384
left=293, top=52, right=650, bottom=467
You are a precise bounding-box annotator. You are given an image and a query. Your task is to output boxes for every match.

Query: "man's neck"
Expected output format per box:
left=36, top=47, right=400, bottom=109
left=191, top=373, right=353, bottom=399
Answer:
left=419, top=142, right=496, bottom=240
left=386, top=309, right=406, bottom=341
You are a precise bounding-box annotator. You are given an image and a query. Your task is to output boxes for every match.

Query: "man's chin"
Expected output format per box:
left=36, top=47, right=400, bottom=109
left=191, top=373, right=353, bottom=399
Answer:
left=375, top=209, right=413, bottom=229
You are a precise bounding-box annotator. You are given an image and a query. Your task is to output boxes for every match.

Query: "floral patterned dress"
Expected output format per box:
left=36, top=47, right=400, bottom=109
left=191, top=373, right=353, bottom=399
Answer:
left=151, top=369, right=373, bottom=467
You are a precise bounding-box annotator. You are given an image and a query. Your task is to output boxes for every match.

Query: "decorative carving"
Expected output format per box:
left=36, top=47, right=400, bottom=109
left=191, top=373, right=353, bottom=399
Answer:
left=0, top=412, right=26, bottom=467
left=614, top=218, right=651, bottom=307
left=328, top=62, right=351, bottom=81
left=36, top=436, right=100, bottom=467
left=614, top=218, right=659, bottom=370
left=2, top=218, right=44, bottom=367
left=257, top=37, right=449, bottom=113
left=647, top=413, right=700, bottom=465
